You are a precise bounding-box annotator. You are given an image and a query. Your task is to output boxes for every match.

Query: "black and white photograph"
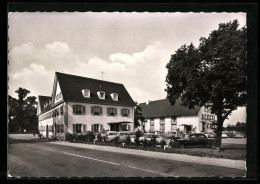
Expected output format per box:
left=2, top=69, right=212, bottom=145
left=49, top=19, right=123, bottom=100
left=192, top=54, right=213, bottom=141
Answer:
left=7, top=10, right=249, bottom=178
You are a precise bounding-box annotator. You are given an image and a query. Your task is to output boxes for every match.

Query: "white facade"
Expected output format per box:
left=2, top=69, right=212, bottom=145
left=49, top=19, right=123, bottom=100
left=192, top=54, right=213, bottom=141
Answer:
left=144, top=106, right=216, bottom=134
left=67, top=102, right=134, bottom=133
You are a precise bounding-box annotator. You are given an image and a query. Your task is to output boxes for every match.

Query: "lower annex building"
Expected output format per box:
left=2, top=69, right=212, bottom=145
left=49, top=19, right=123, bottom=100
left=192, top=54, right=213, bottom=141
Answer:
left=139, top=99, right=216, bottom=134
left=37, top=72, right=136, bottom=139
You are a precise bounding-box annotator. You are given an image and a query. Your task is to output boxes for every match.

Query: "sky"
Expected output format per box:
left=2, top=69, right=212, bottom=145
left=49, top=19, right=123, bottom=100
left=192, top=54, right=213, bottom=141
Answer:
left=8, top=12, right=246, bottom=126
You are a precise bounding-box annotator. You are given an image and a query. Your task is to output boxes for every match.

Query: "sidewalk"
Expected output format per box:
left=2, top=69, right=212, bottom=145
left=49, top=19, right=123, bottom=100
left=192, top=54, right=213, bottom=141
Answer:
left=48, top=141, right=246, bottom=171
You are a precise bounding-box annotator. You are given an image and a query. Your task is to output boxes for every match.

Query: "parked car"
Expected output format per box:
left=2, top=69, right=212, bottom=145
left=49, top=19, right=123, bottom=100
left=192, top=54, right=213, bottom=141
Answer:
left=146, top=130, right=161, bottom=135
left=175, top=133, right=216, bottom=148
left=163, top=131, right=182, bottom=139
left=226, top=132, right=235, bottom=138
left=139, top=133, right=165, bottom=144
left=222, top=133, right=228, bottom=138
left=233, top=133, right=244, bottom=138
left=116, top=131, right=136, bottom=143
left=204, top=132, right=216, bottom=139
left=105, top=131, right=118, bottom=141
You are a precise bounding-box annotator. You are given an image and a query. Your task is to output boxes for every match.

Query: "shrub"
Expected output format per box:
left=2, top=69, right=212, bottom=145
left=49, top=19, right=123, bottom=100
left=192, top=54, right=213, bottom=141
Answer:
left=97, top=133, right=102, bottom=142
left=169, top=140, right=179, bottom=148
left=160, top=139, right=166, bottom=148
left=86, top=132, right=95, bottom=143
left=126, top=136, right=131, bottom=145
left=142, top=139, right=148, bottom=147
left=135, top=130, right=142, bottom=145
left=113, top=136, right=120, bottom=144
left=151, top=135, right=156, bottom=147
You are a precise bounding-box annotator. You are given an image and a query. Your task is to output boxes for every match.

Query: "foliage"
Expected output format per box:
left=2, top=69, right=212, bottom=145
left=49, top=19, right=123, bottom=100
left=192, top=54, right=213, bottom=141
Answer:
left=135, top=130, right=142, bottom=145
left=151, top=135, right=156, bottom=147
left=113, top=136, right=120, bottom=144
left=8, top=87, right=38, bottom=133
left=165, top=20, right=247, bottom=148
left=169, top=140, right=179, bottom=148
left=134, top=103, right=145, bottom=128
left=126, top=136, right=131, bottom=145
left=160, top=139, right=167, bottom=148
left=97, top=133, right=103, bottom=142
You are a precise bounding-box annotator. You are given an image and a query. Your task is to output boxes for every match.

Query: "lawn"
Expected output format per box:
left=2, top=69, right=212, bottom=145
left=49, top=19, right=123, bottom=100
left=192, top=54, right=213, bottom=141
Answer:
left=94, top=141, right=246, bottom=160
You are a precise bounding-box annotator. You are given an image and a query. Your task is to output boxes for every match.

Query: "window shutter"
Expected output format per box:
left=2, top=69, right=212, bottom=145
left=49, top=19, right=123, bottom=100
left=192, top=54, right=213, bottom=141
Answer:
left=91, top=106, right=94, bottom=115
left=115, top=108, right=117, bottom=115
left=82, top=106, right=86, bottom=114
left=100, top=107, right=102, bottom=115
left=121, top=109, right=123, bottom=116
left=128, top=109, right=130, bottom=115
left=73, top=105, right=76, bottom=114
left=91, top=124, right=94, bottom=132
left=73, top=124, right=76, bottom=133
left=100, top=124, right=103, bottom=132
left=83, top=124, right=86, bottom=132
left=128, top=125, right=131, bottom=131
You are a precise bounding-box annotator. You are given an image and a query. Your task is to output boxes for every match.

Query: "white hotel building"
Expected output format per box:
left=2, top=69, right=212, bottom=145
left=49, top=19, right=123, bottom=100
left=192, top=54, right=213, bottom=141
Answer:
left=37, top=72, right=136, bottom=139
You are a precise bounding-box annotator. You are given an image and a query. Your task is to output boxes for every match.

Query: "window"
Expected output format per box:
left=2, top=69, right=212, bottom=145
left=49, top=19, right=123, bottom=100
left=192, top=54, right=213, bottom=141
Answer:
left=100, top=124, right=104, bottom=132
left=190, top=135, right=197, bottom=139
left=56, top=92, right=62, bottom=101
left=198, top=134, right=206, bottom=139
left=83, top=124, right=87, bottom=132
left=60, top=106, right=64, bottom=115
left=82, top=89, right=90, bottom=98
left=121, top=108, right=130, bottom=116
left=91, top=106, right=103, bottom=115
left=73, top=105, right=86, bottom=114
left=91, top=124, right=99, bottom=132
left=73, top=124, right=82, bottom=133
left=171, top=124, right=177, bottom=131
left=110, top=93, right=118, bottom=101
left=57, top=124, right=60, bottom=133
left=150, top=124, right=154, bottom=130
left=60, top=124, right=64, bottom=133
left=150, top=118, right=154, bottom=124
left=107, top=107, right=117, bottom=116
left=160, top=117, right=165, bottom=123
left=171, top=116, right=177, bottom=123
left=160, top=124, right=165, bottom=132
left=97, top=91, right=105, bottom=99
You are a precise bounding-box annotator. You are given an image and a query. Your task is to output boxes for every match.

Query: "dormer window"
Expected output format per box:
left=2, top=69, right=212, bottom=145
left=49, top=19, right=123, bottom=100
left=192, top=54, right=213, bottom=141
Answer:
left=82, top=89, right=90, bottom=98
left=110, top=93, right=118, bottom=101
left=97, top=91, right=105, bottom=100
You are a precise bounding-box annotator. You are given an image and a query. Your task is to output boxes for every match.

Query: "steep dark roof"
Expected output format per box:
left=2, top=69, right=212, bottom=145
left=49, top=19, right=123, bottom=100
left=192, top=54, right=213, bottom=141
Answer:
left=139, top=98, right=201, bottom=118
left=56, top=72, right=135, bottom=107
left=38, top=95, right=52, bottom=113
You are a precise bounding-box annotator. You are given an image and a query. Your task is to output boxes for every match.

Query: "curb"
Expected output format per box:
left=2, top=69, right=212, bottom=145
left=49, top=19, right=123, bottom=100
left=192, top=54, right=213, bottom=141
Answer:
left=48, top=141, right=246, bottom=171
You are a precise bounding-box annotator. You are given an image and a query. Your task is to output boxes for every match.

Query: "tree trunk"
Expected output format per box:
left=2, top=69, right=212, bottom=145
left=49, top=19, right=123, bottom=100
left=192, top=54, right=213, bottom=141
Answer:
left=215, top=113, right=224, bottom=151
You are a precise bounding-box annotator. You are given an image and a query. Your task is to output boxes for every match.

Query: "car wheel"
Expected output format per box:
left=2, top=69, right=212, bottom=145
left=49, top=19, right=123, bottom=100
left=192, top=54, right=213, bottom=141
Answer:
left=179, top=144, right=185, bottom=149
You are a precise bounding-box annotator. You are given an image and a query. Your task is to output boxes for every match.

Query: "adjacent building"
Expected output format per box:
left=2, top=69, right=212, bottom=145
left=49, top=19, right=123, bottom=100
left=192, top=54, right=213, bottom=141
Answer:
left=139, top=99, right=216, bottom=134
left=37, top=72, right=136, bottom=139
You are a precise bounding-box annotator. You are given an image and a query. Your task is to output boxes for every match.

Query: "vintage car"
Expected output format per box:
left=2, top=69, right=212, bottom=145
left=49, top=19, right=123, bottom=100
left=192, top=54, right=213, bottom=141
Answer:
left=162, top=131, right=182, bottom=139
left=139, top=133, right=165, bottom=144
left=104, top=131, right=118, bottom=141
left=146, top=130, right=161, bottom=135
left=116, top=131, right=136, bottom=143
left=175, top=133, right=216, bottom=148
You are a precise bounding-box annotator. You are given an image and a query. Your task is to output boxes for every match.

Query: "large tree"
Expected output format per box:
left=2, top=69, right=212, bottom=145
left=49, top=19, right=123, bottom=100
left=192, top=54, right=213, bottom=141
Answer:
left=165, top=20, right=246, bottom=148
left=134, top=103, right=145, bottom=129
left=9, top=88, right=38, bottom=133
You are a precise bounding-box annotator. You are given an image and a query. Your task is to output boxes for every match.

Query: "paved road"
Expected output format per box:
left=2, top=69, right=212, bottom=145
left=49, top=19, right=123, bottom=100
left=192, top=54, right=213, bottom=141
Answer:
left=8, top=136, right=245, bottom=177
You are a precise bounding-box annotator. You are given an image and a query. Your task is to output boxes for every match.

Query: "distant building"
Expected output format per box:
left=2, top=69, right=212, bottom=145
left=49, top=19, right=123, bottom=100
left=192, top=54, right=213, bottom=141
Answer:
left=139, top=99, right=216, bottom=134
left=37, top=72, right=135, bottom=139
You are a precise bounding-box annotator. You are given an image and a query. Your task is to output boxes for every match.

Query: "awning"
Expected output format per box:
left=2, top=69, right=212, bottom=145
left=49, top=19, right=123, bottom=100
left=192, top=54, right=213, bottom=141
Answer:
left=107, top=121, right=132, bottom=124
left=179, top=124, right=193, bottom=126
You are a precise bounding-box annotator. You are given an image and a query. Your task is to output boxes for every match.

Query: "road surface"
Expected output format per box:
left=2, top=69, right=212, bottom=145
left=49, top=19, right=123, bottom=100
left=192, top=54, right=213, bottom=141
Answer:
left=8, top=135, right=245, bottom=177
